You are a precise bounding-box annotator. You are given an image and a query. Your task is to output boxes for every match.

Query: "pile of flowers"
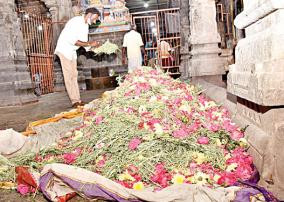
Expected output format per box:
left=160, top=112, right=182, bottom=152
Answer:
left=91, top=39, right=120, bottom=55
left=3, top=67, right=253, bottom=191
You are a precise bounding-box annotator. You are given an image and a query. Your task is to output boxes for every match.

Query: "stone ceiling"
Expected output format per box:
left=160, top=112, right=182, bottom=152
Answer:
left=125, top=0, right=169, bottom=12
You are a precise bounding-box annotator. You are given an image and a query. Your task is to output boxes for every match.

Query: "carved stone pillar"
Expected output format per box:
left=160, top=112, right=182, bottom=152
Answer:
left=188, top=0, right=225, bottom=85
left=227, top=0, right=284, bottom=199
left=179, top=0, right=191, bottom=80
left=0, top=0, right=37, bottom=106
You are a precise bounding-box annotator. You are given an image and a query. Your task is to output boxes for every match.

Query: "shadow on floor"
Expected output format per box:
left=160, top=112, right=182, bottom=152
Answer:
left=0, top=89, right=113, bottom=132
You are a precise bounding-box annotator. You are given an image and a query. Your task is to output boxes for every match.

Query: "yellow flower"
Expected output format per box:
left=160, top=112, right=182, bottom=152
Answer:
left=226, top=163, right=238, bottom=172
left=193, top=152, right=207, bottom=165
left=118, top=171, right=135, bottom=182
left=215, top=139, right=222, bottom=147
left=152, top=109, right=161, bottom=117
left=239, top=138, right=249, bottom=148
left=84, top=121, right=91, bottom=126
left=47, top=156, right=55, bottom=163
left=133, top=182, right=144, bottom=191
left=172, top=174, right=185, bottom=185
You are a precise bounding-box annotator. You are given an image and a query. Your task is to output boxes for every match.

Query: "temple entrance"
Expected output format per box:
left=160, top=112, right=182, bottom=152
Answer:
left=131, top=8, right=181, bottom=77
left=17, top=7, right=54, bottom=95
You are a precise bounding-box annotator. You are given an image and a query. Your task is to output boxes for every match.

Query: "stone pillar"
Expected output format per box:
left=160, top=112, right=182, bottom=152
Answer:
left=188, top=0, right=225, bottom=85
left=45, top=0, right=73, bottom=49
left=44, top=0, right=75, bottom=92
left=0, top=0, right=37, bottom=106
left=179, top=0, right=191, bottom=80
left=227, top=0, right=284, bottom=199
left=170, top=0, right=180, bottom=8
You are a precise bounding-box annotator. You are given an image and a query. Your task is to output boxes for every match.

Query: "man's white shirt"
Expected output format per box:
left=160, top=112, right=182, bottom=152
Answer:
left=123, top=30, right=144, bottom=59
left=55, top=16, right=89, bottom=60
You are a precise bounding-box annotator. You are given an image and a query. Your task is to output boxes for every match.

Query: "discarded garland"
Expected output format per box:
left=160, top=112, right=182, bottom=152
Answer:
left=1, top=67, right=253, bottom=192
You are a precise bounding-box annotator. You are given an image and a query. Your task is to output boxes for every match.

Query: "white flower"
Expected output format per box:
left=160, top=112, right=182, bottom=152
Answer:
left=226, top=163, right=238, bottom=172
left=225, top=154, right=232, bottom=160
left=138, top=105, right=147, bottom=114
left=192, top=172, right=209, bottom=185
left=149, top=78, right=158, bottom=87
left=154, top=123, right=164, bottom=135
left=213, top=174, right=221, bottom=182
left=161, top=96, right=169, bottom=101
left=149, top=96, right=157, bottom=102
left=179, top=104, right=191, bottom=113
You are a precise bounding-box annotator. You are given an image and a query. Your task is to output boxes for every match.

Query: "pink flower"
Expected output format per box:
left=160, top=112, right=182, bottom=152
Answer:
left=73, top=148, right=82, bottom=155
left=208, top=123, right=219, bottom=132
left=217, top=172, right=237, bottom=186
left=197, top=136, right=209, bottom=145
left=230, top=130, right=244, bottom=140
left=97, top=159, right=106, bottom=168
left=189, top=162, right=198, bottom=170
left=127, top=165, right=139, bottom=175
left=95, top=142, right=105, bottom=149
left=126, top=107, right=135, bottom=113
left=95, top=116, right=104, bottom=125
left=63, top=153, right=77, bottom=164
left=223, top=120, right=237, bottom=132
left=128, top=137, right=141, bottom=150
left=17, top=184, right=30, bottom=195
left=173, top=128, right=188, bottom=139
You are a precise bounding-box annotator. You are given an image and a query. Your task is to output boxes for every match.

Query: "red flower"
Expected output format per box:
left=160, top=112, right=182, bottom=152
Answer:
left=217, top=172, right=237, bottom=186
left=138, top=121, right=144, bottom=129
left=63, top=153, right=77, bottom=164
left=150, top=163, right=172, bottom=188
left=35, top=155, right=43, bottom=162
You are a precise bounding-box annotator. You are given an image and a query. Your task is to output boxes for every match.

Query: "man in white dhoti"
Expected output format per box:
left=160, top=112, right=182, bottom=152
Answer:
left=122, top=24, right=145, bottom=73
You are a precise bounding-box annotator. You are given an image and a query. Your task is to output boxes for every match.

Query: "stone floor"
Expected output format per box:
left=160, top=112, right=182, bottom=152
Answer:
left=0, top=189, right=106, bottom=202
left=0, top=89, right=113, bottom=132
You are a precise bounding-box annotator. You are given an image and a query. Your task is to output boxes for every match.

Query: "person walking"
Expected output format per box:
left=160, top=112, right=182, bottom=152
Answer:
left=122, top=24, right=145, bottom=73
left=55, top=7, right=101, bottom=108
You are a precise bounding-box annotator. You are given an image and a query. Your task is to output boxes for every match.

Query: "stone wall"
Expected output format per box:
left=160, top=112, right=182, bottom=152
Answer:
left=0, top=0, right=37, bottom=107
left=227, top=0, right=284, bottom=199
left=78, top=31, right=128, bottom=75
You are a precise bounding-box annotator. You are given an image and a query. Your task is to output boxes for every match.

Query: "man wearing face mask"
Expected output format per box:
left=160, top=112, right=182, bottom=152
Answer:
left=55, top=7, right=100, bottom=108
